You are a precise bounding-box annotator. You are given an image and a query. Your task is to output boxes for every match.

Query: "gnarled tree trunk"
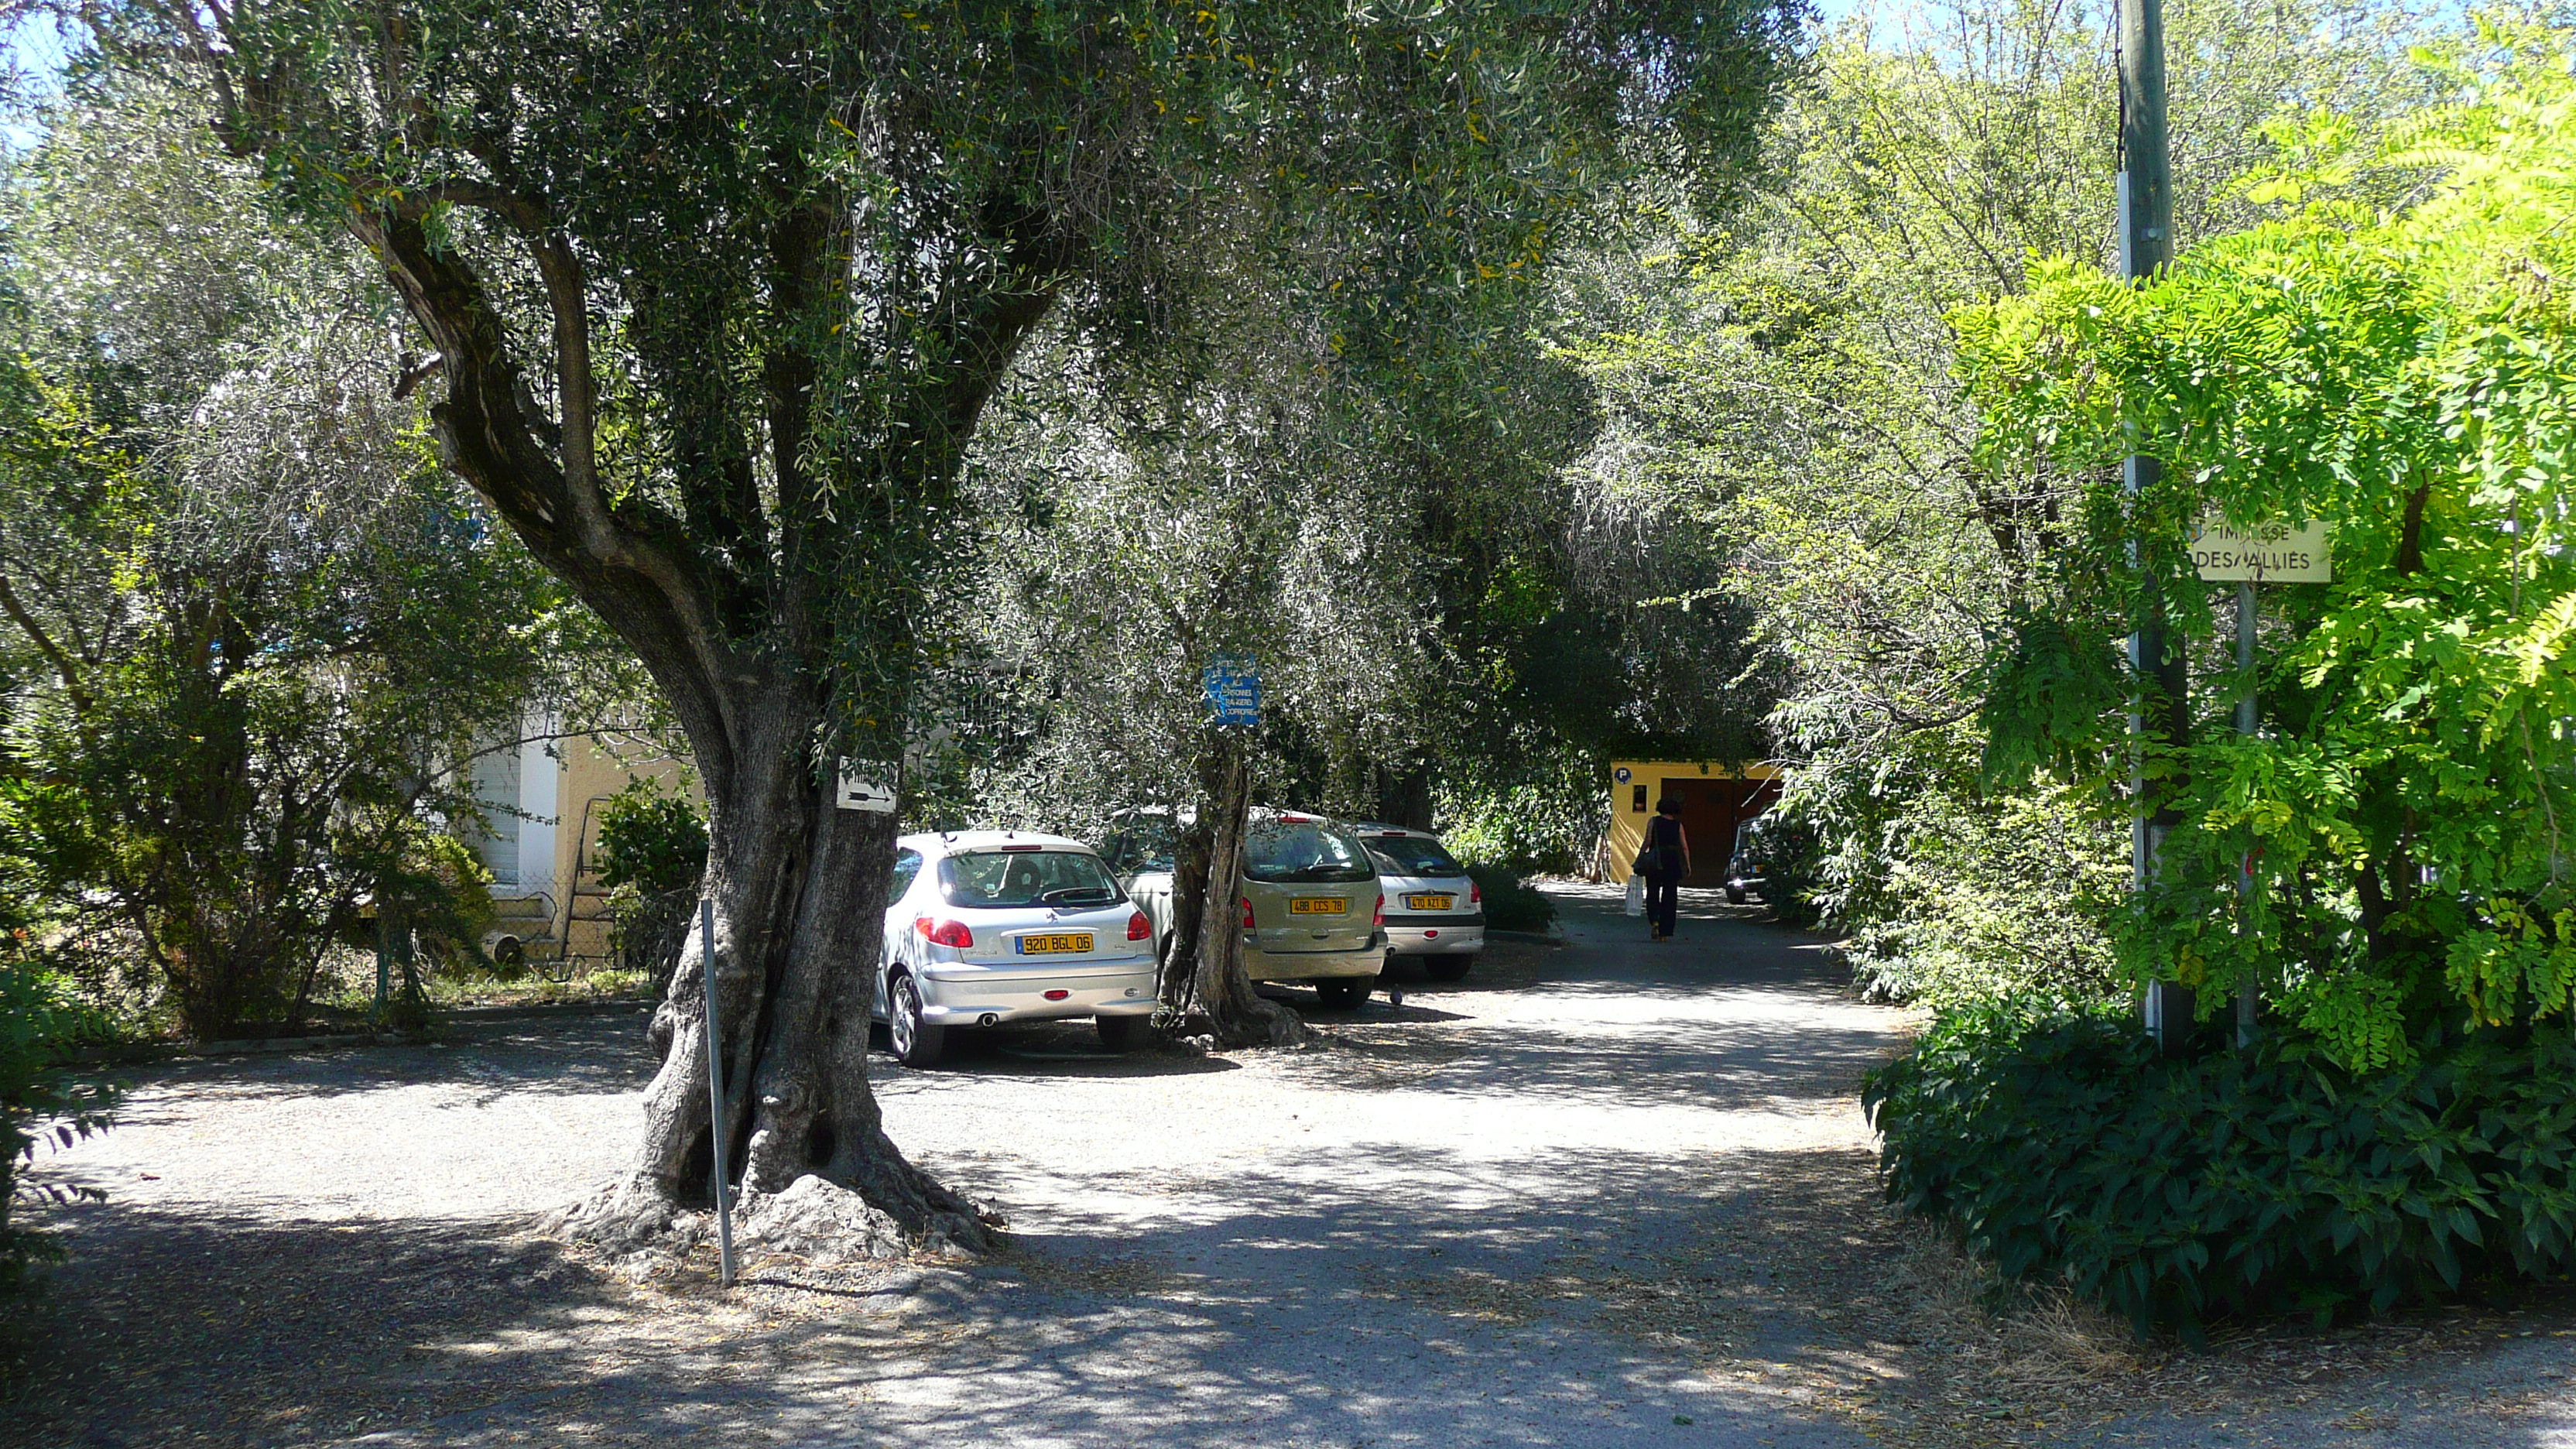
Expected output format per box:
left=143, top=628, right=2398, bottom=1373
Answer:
left=1159, top=738, right=1309, bottom=1048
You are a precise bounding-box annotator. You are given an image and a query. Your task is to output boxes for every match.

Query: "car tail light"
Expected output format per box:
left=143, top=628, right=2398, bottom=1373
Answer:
left=1126, top=909, right=1152, bottom=941
left=914, top=916, right=974, bottom=948
left=1043, top=989, right=1070, bottom=1001
left=1373, top=894, right=1386, bottom=927
left=1471, top=880, right=1482, bottom=906
left=1240, top=896, right=1255, bottom=930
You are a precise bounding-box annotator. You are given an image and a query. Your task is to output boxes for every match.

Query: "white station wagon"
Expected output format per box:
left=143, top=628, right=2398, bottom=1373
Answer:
left=877, top=831, right=1159, bottom=1067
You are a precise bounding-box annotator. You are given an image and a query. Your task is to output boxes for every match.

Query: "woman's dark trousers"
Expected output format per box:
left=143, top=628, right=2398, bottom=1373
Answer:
left=1646, top=869, right=1680, bottom=937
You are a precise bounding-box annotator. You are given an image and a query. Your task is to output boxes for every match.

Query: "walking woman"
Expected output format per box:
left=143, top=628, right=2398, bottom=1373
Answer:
left=1641, top=796, right=1690, bottom=941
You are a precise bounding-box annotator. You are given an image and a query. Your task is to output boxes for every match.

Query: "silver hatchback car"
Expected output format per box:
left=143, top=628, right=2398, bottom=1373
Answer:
left=876, top=831, right=1159, bottom=1067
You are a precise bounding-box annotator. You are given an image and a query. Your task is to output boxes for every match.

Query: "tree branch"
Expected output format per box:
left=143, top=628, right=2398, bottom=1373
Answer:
left=0, top=567, right=91, bottom=714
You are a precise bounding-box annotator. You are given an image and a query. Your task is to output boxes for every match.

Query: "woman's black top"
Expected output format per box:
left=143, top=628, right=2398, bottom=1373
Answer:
left=1647, top=814, right=1684, bottom=875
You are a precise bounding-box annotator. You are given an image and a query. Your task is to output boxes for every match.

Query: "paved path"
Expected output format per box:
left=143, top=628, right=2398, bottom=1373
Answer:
left=9, top=884, right=2571, bottom=1447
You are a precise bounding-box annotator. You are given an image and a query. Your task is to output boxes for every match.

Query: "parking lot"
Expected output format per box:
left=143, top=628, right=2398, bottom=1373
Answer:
left=7, top=886, right=2572, bottom=1448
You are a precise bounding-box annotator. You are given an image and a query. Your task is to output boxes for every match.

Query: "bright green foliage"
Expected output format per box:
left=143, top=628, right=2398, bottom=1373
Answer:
left=0, top=962, right=116, bottom=1296
left=1956, top=20, right=2576, bottom=1067
left=592, top=781, right=709, bottom=898
left=1842, top=784, right=2127, bottom=1008
left=1865, top=1003, right=2576, bottom=1334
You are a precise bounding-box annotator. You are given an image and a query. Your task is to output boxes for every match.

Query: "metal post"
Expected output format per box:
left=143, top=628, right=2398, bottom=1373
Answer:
left=374, top=907, right=392, bottom=1017
left=700, top=897, right=736, bottom=1287
left=2122, top=0, right=2193, bottom=1051
left=2235, top=581, right=2259, bottom=1050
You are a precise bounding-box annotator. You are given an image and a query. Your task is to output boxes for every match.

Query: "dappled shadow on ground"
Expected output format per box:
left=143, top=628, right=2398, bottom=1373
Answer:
left=101, top=1016, right=661, bottom=1118
left=1309, top=1005, right=1903, bottom=1112
left=0, top=1205, right=653, bottom=1448
left=0, top=1140, right=1880, bottom=1449
left=875, top=1020, right=1248, bottom=1081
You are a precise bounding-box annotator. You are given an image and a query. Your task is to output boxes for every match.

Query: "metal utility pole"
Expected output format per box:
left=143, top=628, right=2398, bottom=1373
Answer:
left=2235, top=582, right=2259, bottom=1050
left=2119, top=0, right=2194, bottom=1052
left=701, top=897, right=737, bottom=1287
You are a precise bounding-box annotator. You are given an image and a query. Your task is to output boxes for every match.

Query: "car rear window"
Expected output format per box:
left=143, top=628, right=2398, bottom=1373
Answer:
left=1107, top=820, right=1177, bottom=875
left=1367, top=834, right=1464, bottom=877
left=1242, top=819, right=1376, bottom=885
left=940, top=850, right=1122, bottom=909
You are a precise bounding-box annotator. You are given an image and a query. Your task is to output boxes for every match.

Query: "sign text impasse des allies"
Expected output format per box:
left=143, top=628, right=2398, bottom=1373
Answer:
left=2189, top=513, right=2333, bottom=583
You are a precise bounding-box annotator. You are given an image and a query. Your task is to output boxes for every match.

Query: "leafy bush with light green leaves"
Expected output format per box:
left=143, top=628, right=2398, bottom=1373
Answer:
left=593, top=780, right=707, bottom=896
left=1866, top=1001, right=2576, bottom=1335
left=2, top=963, right=117, bottom=1295
left=592, top=781, right=706, bottom=988
left=1839, top=785, right=2126, bottom=1007
left=1954, top=21, right=2576, bottom=1069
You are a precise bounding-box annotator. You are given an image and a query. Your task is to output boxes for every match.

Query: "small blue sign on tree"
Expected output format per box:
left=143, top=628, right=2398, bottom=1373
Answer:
left=1202, top=653, right=1261, bottom=727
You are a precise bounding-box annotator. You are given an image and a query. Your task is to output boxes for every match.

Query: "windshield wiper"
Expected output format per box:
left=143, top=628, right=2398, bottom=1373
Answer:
left=1039, top=887, right=1115, bottom=905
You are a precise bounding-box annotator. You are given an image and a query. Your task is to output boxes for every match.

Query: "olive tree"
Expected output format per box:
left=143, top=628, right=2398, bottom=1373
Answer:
left=964, top=310, right=1429, bottom=1045
left=81, top=0, right=1808, bottom=1252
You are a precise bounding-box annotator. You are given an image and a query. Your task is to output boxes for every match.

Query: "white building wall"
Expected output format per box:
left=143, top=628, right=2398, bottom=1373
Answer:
left=516, top=711, right=561, bottom=907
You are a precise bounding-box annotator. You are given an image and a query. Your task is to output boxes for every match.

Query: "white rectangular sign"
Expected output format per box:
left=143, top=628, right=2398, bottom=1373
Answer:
left=2190, top=513, right=2332, bottom=583
left=834, top=760, right=897, bottom=814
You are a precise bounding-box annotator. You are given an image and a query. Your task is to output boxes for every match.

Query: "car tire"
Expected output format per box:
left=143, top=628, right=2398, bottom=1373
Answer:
left=1097, top=1013, right=1155, bottom=1052
left=1725, top=885, right=1748, bottom=905
left=1314, top=976, right=1371, bottom=1010
left=1425, top=954, right=1475, bottom=983
left=888, top=972, right=945, bottom=1068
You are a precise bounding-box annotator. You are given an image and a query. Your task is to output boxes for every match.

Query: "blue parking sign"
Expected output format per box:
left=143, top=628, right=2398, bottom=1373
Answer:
left=1203, top=653, right=1261, bottom=727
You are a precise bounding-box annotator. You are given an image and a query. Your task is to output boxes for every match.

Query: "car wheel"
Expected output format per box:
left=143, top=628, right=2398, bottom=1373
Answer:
left=1314, top=976, right=1371, bottom=1010
left=1097, top=1014, right=1155, bottom=1052
left=1725, top=885, right=1748, bottom=905
left=888, top=973, right=945, bottom=1067
left=1425, top=954, right=1475, bottom=983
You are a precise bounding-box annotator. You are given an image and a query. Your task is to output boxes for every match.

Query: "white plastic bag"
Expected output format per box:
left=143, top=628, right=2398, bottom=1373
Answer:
left=1624, top=873, right=1646, bottom=916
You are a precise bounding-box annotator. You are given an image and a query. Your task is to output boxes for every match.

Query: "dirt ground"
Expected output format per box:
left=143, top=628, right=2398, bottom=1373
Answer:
left=5, top=884, right=2573, bottom=1448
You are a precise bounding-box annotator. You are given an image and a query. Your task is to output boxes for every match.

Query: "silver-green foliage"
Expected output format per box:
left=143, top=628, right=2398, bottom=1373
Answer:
left=957, top=313, right=1428, bottom=838
left=0, top=81, right=554, bottom=1038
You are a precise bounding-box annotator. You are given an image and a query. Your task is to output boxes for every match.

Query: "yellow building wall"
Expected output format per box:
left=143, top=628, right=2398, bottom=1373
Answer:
left=1601, top=760, right=1783, bottom=882
left=545, top=735, right=699, bottom=961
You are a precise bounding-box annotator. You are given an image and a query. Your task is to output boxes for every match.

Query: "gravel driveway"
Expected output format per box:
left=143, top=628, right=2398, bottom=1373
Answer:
left=6, top=884, right=2572, bottom=1448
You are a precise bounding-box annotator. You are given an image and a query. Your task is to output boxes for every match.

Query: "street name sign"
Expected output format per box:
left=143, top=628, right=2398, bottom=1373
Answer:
left=2190, top=513, right=2332, bottom=583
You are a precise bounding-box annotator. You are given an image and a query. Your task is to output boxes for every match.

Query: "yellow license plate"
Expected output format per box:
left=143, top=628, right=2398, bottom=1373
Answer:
left=1017, top=933, right=1094, bottom=954
left=1288, top=897, right=1348, bottom=916
left=1405, top=893, right=1454, bottom=911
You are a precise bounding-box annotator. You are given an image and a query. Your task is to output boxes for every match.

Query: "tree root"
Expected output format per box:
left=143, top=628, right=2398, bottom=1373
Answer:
left=556, top=1156, right=1003, bottom=1268
left=1171, top=992, right=1315, bottom=1051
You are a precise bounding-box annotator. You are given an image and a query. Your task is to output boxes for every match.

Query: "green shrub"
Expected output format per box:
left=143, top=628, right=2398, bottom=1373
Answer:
left=594, top=780, right=707, bottom=896
left=1835, top=787, right=2125, bottom=1008
left=1466, top=865, right=1557, bottom=933
left=1, top=963, right=117, bottom=1294
left=1864, top=1002, right=2576, bottom=1336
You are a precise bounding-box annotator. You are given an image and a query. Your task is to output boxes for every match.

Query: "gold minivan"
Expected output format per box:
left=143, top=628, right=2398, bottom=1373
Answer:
left=1238, top=810, right=1388, bottom=1009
